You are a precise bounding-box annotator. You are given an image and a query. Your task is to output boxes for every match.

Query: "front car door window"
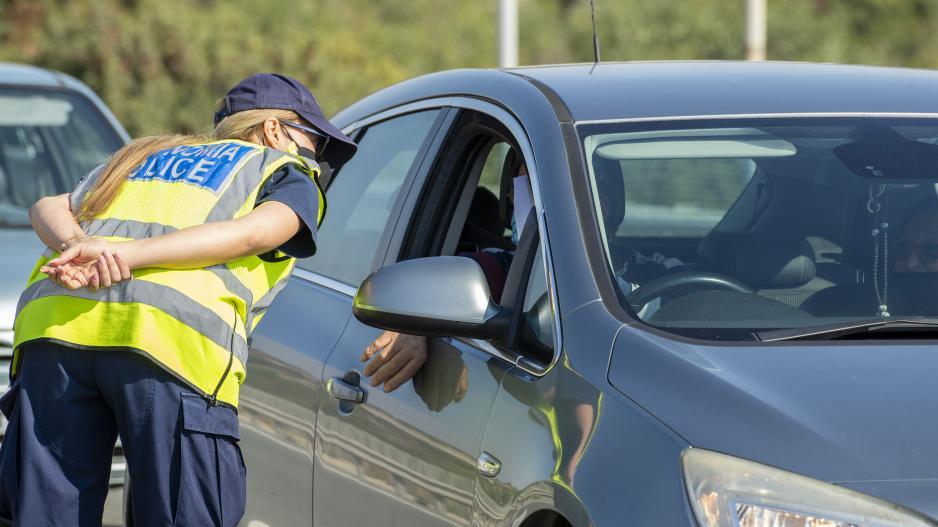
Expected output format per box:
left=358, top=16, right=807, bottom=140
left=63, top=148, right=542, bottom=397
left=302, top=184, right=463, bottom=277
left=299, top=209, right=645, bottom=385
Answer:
left=298, top=110, right=442, bottom=286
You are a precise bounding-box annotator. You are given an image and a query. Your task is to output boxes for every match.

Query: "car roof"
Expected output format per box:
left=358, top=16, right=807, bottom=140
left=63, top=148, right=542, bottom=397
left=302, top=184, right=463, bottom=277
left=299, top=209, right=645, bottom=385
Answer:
left=334, top=61, right=938, bottom=127
left=0, top=62, right=99, bottom=94
left=0, top=62, right=65, bottom=87
left=507, top=61, right=938, bottom=122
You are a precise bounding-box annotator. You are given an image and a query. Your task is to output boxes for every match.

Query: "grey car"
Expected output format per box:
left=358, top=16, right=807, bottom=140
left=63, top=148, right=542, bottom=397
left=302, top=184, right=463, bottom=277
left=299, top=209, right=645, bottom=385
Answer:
left=239, top=62, right=938, bottom=526
left=0, top=63, right=129, bottom=486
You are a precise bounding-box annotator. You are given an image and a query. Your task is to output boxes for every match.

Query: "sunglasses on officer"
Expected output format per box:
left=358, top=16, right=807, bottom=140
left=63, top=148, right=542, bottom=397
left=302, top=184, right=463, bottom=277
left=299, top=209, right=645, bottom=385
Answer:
left=281, top=120, right=330, bottom=164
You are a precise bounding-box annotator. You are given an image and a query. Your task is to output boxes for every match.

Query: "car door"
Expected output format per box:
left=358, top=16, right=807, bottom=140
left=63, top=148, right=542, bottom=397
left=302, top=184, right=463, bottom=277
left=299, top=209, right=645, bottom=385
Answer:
left=239, top=108, right=447, bottom=527
left=312, top=107, right=536, bottom=527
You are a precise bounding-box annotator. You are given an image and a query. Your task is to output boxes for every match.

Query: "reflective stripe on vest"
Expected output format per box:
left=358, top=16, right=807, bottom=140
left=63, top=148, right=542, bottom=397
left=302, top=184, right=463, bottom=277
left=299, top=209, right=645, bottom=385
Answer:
left=17, top=278, right=248, bottom=358
left=14, top=140, right=323, bottom=408
left=246, top=276, right=291, bottom=332
left=81, top=218, right=178, bottom=239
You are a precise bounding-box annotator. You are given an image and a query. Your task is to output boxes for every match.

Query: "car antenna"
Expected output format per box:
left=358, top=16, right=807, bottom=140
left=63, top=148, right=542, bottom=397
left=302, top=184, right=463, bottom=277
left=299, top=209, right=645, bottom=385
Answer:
left=589, top=0, right=601, bottom=74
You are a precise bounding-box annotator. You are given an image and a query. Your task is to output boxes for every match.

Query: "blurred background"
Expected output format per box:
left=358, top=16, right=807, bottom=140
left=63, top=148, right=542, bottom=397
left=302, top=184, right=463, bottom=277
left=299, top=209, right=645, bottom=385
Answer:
left=0, top=0, right=936, bottom=136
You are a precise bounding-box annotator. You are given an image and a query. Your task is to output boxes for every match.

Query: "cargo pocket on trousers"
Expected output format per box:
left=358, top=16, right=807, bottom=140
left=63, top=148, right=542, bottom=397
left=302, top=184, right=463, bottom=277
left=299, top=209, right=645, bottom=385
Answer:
left=173, top=393, right=246, bottom=527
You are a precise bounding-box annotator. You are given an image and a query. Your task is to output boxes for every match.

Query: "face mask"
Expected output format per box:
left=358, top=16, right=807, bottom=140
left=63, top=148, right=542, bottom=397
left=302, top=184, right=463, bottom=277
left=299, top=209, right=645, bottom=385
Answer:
left=317, top=162, right=334, bottom=189
left=510, top=214, right=519, bottom=244
left=511, top=175, right=533, bottom=245
left=277, top=138, right=320, bottom=168
left=262, top=132, right=298, bottom=156
left=296, top=146, right=319, bottom=164
left=267, top=129, right=322, bottom=177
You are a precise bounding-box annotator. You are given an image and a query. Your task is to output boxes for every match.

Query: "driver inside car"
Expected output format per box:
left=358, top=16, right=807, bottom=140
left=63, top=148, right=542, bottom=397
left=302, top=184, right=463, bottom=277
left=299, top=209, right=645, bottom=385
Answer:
left=803, top=198, right=938, bottom=318
left=890, top=201, right=938, bottom=314
left=359, top=162, right=535, bottom=393
left=361, top=157, right=684, bottom=392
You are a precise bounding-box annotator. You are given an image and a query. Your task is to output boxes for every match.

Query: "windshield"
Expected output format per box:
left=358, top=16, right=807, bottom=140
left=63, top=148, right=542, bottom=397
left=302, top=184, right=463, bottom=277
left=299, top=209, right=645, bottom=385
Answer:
left=0, top=88, right=123, bottom=227
left=580, top=117, right=938, bottom=341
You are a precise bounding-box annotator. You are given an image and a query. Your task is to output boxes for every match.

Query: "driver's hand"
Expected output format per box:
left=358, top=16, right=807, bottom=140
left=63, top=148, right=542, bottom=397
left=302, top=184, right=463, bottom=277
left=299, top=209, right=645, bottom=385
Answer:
left=361, top=331, right=428, bottom=392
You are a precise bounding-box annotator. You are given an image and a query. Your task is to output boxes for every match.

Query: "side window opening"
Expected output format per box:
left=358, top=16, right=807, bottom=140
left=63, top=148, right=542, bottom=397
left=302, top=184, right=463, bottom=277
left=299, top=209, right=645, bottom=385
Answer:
left=401, top=109, right=554, bottom=367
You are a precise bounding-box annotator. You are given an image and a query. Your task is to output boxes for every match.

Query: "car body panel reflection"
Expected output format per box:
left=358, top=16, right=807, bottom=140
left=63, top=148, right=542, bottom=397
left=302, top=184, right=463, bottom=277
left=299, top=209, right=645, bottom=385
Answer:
left=314, top=324, right=505, bottom=526
left=240, top=279, right=353, bottom=526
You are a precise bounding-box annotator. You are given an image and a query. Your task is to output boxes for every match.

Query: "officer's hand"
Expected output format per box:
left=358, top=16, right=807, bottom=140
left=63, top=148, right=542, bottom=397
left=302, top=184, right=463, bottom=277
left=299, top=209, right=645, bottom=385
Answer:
left=42, top=239, right=131, bottom=290
left=88, top=251, right=132, bottom=290
left=361, top=331, right=428, bottom=393
left=45, top=262, right=92, bottom=289
left=43, top=237, right=109, bottom=269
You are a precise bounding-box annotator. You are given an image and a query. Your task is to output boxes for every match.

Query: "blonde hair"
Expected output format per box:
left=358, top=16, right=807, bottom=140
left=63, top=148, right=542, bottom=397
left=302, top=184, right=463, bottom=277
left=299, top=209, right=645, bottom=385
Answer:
left=77, top=103, right=300, bottom=221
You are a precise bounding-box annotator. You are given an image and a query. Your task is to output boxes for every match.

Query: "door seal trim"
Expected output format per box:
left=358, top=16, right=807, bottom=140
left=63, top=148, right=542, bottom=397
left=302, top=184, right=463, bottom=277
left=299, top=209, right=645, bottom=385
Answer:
left=292, top=268, right=357, bottom=297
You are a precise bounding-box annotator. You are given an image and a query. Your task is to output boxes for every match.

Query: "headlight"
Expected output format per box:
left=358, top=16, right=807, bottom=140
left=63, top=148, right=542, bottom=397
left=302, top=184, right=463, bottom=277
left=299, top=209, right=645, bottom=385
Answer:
left=683, top=449, right=936, bottom=527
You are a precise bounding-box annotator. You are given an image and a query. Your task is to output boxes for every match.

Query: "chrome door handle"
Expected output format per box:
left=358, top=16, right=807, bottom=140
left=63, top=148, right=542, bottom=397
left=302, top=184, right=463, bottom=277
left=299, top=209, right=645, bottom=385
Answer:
left=477, top=452, right=501, bottom=478
left=327, top=376, right=364, bottom=403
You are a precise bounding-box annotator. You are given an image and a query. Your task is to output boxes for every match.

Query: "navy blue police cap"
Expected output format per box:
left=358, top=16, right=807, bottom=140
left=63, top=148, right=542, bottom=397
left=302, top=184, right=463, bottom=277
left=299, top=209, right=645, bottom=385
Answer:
left=214, top=73, right=358, bottom=168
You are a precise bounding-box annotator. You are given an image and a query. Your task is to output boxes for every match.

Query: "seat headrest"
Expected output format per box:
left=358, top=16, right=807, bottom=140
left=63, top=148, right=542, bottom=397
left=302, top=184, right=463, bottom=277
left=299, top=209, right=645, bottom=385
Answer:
left=0, top=163, right=8, bottom=202
left=698, top=232, right=816, bottom=288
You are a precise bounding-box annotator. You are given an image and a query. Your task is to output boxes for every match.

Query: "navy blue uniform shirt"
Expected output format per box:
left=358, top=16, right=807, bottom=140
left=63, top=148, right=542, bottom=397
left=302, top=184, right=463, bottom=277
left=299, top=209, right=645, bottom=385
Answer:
left=254, top=163, right=319, bottom=258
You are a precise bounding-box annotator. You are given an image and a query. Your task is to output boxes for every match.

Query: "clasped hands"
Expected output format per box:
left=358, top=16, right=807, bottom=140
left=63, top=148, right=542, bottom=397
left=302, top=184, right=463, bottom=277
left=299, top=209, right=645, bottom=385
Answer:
left=41, top=237, right=133, bottom=290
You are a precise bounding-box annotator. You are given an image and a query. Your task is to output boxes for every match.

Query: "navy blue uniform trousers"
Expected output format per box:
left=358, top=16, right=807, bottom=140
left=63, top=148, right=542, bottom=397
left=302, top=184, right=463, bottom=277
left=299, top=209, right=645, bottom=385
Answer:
left=0, top=342, right=246, bottom=526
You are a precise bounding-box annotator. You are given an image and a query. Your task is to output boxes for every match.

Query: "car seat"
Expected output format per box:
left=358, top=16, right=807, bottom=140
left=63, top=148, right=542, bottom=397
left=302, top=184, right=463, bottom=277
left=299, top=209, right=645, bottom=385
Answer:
left=0, top=162, right=9, bottom=206
left=591, top=153, right=629, bottom=270
left=458, top=186, right=511, bottom=253
left=698, top=231, right=824, bottom=308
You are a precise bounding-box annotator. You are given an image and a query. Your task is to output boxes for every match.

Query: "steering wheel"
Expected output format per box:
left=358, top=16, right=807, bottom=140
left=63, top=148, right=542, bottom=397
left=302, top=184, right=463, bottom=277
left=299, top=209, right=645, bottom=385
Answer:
left=627, top=270, right=753, bottom=309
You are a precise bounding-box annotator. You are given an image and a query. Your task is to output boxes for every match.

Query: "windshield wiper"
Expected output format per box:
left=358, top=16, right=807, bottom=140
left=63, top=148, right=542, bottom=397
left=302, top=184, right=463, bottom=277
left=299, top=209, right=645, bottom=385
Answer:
left=753, top=318, right=938, bottom=342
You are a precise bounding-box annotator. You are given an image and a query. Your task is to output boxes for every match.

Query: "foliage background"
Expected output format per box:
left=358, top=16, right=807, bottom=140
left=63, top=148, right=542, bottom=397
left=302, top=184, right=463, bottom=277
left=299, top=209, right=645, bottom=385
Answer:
left=0, top=0, right=936, bottom=136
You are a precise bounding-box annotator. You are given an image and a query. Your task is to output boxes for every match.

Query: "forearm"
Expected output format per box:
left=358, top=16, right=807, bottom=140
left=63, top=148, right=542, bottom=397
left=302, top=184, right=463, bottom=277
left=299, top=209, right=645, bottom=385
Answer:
left=117, top=222, right=261, bottom=270
left=29, top=194, right=85, bottom=252
left=115, top=201, right=301, bottom=270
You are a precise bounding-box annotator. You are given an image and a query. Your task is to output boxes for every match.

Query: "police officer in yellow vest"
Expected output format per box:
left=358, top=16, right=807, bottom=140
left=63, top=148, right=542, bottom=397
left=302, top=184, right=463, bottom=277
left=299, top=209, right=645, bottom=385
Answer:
left=0, top=74, right=357, bottom=526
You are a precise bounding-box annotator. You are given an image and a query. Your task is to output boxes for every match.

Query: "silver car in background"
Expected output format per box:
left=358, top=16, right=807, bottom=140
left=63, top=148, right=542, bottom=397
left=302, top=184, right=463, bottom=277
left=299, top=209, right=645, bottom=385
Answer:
left=0, top=62, right=129, bottom=484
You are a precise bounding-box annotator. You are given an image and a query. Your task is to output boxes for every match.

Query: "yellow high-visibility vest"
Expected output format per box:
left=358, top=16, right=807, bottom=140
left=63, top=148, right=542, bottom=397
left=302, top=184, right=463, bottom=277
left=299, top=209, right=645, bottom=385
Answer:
left=13, top=139, right=324, bottom=408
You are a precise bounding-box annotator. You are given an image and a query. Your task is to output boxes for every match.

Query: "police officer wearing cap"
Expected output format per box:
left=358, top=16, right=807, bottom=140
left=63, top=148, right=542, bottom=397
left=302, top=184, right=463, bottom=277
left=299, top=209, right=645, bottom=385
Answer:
left=0, top=73, right=356, bottom=526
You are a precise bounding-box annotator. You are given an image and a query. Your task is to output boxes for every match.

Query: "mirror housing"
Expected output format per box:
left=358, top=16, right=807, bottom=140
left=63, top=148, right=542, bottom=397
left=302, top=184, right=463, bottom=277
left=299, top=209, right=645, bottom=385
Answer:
left=353, top=256, right=509, bottom=340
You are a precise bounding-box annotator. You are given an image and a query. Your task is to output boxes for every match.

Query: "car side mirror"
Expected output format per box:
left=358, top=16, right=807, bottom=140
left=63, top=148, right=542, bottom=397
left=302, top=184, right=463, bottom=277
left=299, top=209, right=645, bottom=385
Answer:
left=353, top=256, right=509, bottom=340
